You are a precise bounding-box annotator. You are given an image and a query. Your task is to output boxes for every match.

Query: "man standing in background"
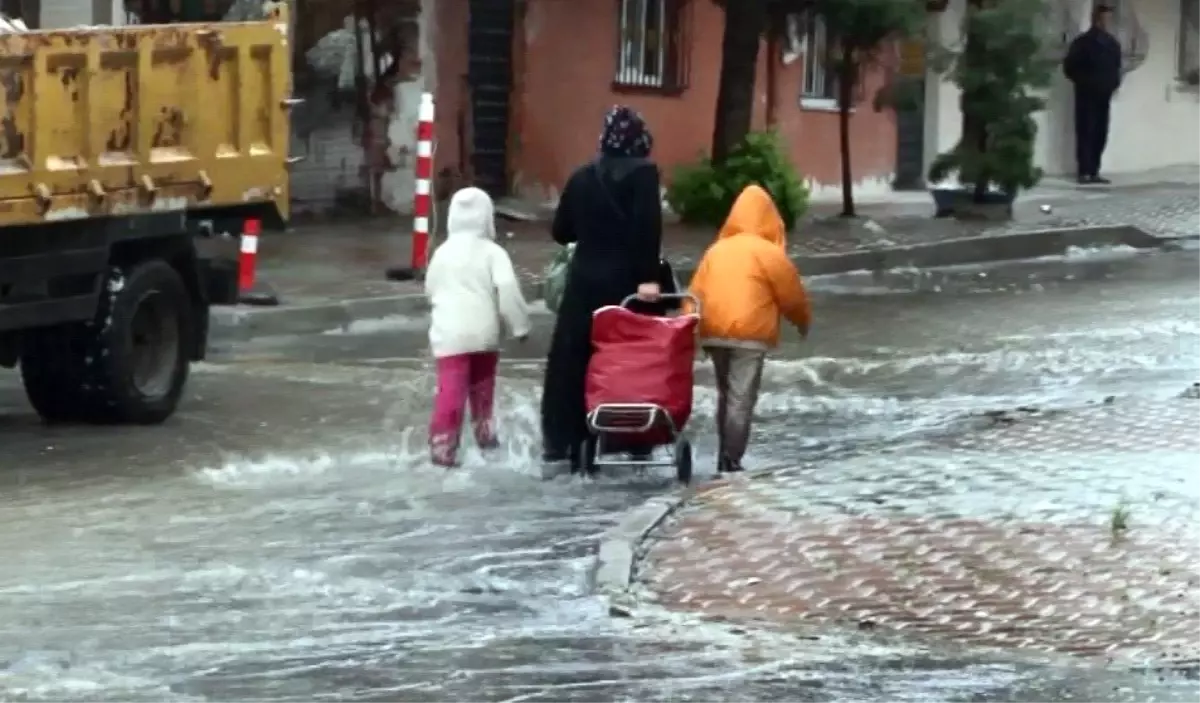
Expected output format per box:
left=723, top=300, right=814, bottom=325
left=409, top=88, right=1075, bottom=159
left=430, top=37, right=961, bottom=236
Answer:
left=1063, top=3, right=1122, bottom=185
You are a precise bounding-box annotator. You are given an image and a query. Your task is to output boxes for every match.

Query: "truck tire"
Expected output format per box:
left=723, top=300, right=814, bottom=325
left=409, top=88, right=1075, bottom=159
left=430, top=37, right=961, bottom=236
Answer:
left=19, top=327, right=91, bottom=423
left=20, top=261, right=194, bottom=425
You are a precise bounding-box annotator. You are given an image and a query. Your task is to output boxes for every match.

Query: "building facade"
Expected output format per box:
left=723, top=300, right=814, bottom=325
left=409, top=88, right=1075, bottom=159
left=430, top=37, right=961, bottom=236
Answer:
left=4, top=0, right=910, bottom=212
left=434, top=0, right=903, bottom=206
left=18, top=0, right=1184, bottom=219
left=922, top=0, right=1199, bottom=181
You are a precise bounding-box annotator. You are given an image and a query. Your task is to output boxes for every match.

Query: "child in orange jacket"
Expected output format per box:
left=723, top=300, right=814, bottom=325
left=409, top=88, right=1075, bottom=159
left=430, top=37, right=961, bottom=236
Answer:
left=687, top=185, right=811, bottom=473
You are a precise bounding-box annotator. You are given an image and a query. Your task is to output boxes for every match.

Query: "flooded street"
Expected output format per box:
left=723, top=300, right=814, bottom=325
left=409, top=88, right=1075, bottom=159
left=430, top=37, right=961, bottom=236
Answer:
left=0, top=248, right=1196, bottom=702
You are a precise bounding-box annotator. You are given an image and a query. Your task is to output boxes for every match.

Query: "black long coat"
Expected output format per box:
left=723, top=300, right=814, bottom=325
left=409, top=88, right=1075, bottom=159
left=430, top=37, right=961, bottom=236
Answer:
left=540, top=156, right=663, bottom=459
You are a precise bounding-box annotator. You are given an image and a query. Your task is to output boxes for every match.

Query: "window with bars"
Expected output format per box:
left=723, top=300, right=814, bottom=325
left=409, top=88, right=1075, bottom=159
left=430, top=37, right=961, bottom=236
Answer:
left=614, top=0, right=689, bottom=93
left=801, top=14, right=837, bottom=102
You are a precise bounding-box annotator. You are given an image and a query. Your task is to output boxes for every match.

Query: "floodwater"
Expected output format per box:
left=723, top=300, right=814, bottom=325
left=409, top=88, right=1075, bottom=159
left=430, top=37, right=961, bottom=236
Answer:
left=0, top=248, right=1197, bottom=702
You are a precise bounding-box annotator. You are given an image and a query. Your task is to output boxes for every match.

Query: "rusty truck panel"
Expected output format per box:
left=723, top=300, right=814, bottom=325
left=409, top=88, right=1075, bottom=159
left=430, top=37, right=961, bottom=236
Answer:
left=0, top=3, right=292, bottom=227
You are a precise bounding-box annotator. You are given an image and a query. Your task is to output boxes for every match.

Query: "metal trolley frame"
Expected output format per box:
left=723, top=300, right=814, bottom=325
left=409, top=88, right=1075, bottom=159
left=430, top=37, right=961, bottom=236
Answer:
left=581, top=293, right=700, bottom=483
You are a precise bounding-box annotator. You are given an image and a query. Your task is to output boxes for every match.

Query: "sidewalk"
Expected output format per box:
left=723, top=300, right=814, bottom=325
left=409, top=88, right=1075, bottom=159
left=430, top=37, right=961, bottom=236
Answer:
left=261, top=181, right=1197, bottom=299
left=213, top=180, right=1196, bottom=340
left=503, top=182, right=1195, bottom=284
left=633, top=395, right=1200, bottom=669
left=255, top=220, right=420, bottom=306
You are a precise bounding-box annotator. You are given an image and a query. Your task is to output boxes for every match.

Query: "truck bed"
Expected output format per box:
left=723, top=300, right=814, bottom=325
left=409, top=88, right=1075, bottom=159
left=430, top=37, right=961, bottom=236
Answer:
left=0, top=3, right=292, bottom=228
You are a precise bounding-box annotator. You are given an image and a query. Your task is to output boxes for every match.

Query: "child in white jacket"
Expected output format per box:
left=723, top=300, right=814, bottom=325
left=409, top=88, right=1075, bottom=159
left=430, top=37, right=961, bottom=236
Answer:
left=424, top=187, right=531, bottom=467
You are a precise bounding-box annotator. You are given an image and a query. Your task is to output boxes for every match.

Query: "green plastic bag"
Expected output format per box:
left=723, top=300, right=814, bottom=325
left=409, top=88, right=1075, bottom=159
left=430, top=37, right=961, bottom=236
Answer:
left=541, top=243, right=575, bottom=312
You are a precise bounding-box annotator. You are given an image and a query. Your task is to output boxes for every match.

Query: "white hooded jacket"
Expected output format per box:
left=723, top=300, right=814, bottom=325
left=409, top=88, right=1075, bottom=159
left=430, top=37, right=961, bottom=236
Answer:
left=425, top=187, right=531, bottom=358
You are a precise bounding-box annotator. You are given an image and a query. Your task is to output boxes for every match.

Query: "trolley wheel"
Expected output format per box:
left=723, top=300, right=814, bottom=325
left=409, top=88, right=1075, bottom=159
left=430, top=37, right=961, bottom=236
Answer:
left=580, top=436, right=598, bottom=477
left=674, top=438, right=693, bottom=484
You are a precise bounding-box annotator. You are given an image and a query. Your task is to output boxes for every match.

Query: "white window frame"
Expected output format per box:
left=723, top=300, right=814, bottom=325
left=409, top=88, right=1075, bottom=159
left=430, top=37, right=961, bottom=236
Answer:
left=616, top=0, right=668, bottom=88
left=800, top=13, right=839, bottom=111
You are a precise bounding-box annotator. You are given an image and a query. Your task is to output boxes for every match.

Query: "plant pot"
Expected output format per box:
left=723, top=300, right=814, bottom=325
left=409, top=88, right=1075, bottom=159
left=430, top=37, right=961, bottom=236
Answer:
left=930, top=187, right=1015, bottom=221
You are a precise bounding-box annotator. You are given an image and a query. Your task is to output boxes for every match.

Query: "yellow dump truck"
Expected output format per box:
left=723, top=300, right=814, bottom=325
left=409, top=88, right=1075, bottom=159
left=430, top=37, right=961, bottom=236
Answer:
left=0, top=5, right=292, bottom=424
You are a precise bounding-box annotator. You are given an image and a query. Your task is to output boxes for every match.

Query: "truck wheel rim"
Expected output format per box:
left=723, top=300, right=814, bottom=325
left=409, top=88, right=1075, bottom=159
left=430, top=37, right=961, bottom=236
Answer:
left=129, top=291, right=180, bottom=398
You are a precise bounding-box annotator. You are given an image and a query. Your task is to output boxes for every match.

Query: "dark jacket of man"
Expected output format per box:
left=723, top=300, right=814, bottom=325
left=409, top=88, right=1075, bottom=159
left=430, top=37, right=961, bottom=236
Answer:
left=1063, top=26, right=1122, bottom=97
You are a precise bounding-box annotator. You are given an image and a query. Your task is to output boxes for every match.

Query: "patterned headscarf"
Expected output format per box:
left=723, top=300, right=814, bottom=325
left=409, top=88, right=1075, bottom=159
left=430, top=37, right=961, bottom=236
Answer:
left=598, top=105, right=653, bottom=158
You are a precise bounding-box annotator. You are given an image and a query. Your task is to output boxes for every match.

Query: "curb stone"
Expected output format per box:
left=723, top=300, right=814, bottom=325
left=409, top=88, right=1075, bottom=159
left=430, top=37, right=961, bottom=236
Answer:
left=593, top=494, right=687, bottom=600
left=208, top=295, right=556, bottom=345
left=208, top=294, right=429, bottom=342
left=592, top=463, right=791, bottom=609
left=676, top=224, right=1167, bottom=281
left=210, top=224, right=1173, bottom=342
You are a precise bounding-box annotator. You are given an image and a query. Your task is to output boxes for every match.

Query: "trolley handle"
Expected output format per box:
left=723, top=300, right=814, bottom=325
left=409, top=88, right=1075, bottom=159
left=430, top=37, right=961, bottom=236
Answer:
left=619, top=292, right=700, bottom=316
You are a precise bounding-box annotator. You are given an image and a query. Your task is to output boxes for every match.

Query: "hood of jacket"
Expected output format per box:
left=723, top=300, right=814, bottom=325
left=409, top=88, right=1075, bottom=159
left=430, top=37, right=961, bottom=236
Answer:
left=446, top=186, right=497, bottom=240
left=716, top=185, right=786, bottom=249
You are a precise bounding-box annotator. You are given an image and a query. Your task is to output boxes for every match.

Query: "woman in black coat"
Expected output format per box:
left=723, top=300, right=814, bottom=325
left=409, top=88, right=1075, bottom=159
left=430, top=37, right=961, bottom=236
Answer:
left=541, top=106, right=663, bottom=469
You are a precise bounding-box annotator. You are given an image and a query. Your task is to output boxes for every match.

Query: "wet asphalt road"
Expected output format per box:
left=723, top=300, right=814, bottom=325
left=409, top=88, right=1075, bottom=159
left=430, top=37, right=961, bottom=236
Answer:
left=0, top=246, right=1197, bottom=702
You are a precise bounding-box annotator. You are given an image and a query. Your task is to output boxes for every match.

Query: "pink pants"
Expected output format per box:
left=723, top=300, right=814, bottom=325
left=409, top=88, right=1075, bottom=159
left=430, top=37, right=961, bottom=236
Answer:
left=430, top=351, right=500, bottom=465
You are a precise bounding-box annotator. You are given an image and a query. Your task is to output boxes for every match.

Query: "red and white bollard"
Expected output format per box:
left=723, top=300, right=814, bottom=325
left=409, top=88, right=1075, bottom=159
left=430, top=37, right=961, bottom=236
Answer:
left=238, top=217, right=279, bottom=306
left=238, top=218, right=260, bottom=293
left=386, top=92, right=436, bottom=282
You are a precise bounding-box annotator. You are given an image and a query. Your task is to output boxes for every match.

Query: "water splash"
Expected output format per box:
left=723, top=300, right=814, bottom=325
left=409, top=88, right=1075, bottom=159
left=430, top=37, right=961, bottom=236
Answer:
left=193, top=385, right=547, bottom=490
left=0, top=655, right=198, bottom=702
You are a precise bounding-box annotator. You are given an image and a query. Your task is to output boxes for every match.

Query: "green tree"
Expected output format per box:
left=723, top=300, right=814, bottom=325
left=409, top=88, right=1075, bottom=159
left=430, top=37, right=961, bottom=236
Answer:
left=928, top=0, right=1054, bottom=201
left=676, top=1, right=812, bottom=229
left=811, top=0, right=926, bottom=216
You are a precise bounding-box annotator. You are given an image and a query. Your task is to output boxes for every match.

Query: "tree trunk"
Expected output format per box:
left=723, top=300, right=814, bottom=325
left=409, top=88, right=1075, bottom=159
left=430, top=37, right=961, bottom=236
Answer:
left=963, top=0, right=991, bottom=202
left=765, top=31, right=779, bottom=127
left=961, top=0, right=982, bottom=142
left=972, top=123, right=989, bottom=201
left=836, top=57, right=857, bottom=217
left=711, top=0, right=769, bottom=164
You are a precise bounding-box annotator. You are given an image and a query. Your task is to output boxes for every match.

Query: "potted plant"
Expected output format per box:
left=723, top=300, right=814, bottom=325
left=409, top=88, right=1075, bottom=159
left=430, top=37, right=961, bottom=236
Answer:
left=927, top=0, right=1054, bottom=220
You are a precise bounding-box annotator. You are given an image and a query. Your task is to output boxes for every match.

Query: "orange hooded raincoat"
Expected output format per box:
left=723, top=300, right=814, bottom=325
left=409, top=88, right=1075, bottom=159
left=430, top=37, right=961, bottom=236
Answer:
left=687, top=185, right=811, bottom=349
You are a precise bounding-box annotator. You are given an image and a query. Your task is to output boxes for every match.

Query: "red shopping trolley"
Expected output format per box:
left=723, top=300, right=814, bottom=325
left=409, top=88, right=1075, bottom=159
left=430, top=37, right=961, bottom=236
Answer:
left=581, top=293, right=700, bottom=483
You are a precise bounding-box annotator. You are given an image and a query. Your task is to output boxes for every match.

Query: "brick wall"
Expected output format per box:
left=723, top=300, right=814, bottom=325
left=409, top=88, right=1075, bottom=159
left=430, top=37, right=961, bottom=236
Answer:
left=479, top=0, right=898, bottom=202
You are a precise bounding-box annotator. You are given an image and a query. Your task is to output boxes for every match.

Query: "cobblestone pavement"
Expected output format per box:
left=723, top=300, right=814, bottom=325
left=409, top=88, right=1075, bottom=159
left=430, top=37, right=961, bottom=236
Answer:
left=992, top=185, right=1199, bottom=241
left=256, top=222, right=421, bottom=305
left=252, top=184, right=1197, bottom=307
left=246, top=220, right=976, bottom=307
left=789, top=185, right=1199, bottom=257
left=256, top=219, right=716, bottom=303
left=639, top=396, right=1200, bottom=670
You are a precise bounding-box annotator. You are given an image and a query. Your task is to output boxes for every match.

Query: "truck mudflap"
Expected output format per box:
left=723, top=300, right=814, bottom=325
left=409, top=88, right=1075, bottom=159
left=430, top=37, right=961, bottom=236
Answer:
left=199, top=255, right=240, bottom=307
